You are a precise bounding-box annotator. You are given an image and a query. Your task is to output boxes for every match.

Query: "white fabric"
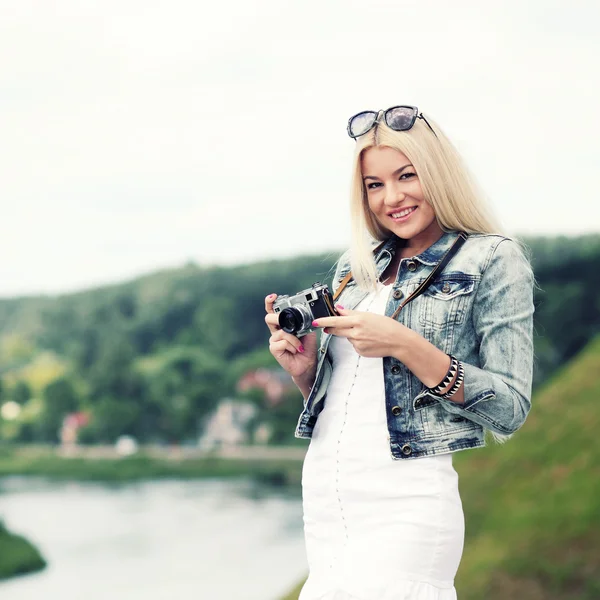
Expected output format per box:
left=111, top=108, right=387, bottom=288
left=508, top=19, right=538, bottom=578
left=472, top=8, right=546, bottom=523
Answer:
left=299, top=281, right=465, bottom=600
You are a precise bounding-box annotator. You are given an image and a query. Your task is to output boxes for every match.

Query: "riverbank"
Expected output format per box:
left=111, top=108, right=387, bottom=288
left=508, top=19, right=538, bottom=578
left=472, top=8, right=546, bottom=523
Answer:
left=0, top=521, right=46, bottom=580
left=0, top=444, right=305, bottom=487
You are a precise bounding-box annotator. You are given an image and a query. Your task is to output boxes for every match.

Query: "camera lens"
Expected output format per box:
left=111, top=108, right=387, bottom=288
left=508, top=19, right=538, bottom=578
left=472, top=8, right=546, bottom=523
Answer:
left=279, top=306, right=311, bottom=335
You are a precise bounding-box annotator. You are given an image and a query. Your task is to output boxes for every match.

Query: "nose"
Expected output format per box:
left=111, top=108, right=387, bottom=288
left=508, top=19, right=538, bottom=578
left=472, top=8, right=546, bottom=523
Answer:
left=384, top=187, right=406, bottom=206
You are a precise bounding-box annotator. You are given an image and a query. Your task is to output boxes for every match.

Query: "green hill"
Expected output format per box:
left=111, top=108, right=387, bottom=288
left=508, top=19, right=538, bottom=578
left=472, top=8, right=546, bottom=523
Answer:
left=281, top=336, right=600, bottom=600
left=453, top=335, right=600, bottom=598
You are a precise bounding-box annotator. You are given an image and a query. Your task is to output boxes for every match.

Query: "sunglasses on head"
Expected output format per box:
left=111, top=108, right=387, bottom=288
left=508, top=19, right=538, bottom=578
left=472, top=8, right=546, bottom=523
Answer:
left=347, top=105, right=437, bottom=139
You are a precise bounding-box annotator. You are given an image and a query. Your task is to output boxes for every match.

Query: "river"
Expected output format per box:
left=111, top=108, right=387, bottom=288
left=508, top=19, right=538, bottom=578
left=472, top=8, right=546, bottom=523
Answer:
left=0, top=476, right=307, bottom=600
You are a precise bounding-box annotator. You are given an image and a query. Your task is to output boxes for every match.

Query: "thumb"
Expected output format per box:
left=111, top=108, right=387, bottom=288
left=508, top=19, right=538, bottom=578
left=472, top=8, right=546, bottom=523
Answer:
left=301, top=331, right=318, bottom=350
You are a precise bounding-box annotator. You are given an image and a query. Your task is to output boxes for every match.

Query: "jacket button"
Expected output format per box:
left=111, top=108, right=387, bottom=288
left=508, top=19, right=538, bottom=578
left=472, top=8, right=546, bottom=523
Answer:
left=391, top=365, right=401, bottom=375
left=393, top=289, right=403, bottom=300
left=401, top=444, right=412, bottom=456
left=407, top=261, right=417, bottom=272
left=391, top=405, right=402, bottom=416
left=319, top=348, right=326, bottom=354
left=442, top=282, right=451, bottom=294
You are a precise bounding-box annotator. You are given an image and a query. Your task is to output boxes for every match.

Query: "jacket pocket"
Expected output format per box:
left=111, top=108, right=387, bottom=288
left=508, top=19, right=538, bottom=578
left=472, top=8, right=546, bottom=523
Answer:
left=418, top=274, right=477, bottom=331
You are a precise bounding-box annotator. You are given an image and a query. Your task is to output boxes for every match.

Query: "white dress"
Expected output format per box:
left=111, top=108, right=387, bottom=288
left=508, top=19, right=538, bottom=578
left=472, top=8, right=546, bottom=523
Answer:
left=299, top=281, right=465, bottom=600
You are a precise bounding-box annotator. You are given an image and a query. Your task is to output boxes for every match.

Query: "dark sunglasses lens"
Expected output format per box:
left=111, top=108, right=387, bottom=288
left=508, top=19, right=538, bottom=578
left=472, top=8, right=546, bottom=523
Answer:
left=349, top=111, right=377, bottom=137
left=385, top=107, right=417, bottom=131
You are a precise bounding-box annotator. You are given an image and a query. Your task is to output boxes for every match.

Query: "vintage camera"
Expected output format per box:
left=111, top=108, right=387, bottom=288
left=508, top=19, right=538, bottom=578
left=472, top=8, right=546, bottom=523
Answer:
left=272, top=282, right=339, bottom=338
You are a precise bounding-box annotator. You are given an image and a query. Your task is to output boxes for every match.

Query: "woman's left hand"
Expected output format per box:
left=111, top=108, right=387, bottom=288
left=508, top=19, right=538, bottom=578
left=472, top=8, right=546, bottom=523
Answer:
left=313, top=306, right=410, bottom=358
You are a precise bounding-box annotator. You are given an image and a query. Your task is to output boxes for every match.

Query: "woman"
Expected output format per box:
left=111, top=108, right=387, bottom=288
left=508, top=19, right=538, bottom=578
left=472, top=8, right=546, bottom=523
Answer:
left=264, top=106, right=535, bottom=599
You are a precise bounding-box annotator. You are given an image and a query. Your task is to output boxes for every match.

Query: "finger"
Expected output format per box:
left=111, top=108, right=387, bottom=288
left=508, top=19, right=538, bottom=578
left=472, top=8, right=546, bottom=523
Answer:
left=264, top=293, right=277, bottom=314
left=265, top=312, right=281, bottom=334
left=334, top=305, right=357, bottom=316
left=324, top=326, right=355, bottom=338
left=269, top=338, right=299, bottom=358
left=270, top=330, right=305, bottom=353
left=314, top=315, right=356, bottom=329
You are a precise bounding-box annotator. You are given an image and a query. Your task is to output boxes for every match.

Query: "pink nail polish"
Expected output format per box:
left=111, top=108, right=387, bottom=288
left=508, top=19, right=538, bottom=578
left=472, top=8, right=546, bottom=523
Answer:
left=336, top=304, right=344, bottom=310
left=312, top=320, right=319, bottom=327
left=298, top=345, right=304, bottom=353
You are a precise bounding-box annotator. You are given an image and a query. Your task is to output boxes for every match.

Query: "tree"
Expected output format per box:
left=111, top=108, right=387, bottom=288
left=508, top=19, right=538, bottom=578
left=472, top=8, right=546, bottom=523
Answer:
left=11, top=381, right=31, bottom=406
left=36, top=377, right=79, bottom=443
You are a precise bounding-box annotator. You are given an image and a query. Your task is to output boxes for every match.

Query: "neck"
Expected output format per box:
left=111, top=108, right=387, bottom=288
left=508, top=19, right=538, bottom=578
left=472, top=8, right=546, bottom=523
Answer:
left=396, top=228, right=445, bottom=259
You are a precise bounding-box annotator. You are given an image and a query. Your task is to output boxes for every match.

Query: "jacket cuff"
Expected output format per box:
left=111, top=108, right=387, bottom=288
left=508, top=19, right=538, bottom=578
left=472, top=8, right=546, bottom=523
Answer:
left=435, top=362, right=496, bottom=412
left=434, top=361, right=532, bottom=436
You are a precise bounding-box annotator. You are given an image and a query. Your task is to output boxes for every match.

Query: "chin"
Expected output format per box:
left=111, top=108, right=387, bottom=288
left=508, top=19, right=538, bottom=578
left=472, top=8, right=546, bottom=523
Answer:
left=390, top=223, right=426, bottom=239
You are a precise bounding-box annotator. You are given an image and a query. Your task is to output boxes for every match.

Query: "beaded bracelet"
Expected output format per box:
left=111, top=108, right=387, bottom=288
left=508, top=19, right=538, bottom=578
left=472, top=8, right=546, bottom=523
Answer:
left=428, top=355, right=459, bottom=394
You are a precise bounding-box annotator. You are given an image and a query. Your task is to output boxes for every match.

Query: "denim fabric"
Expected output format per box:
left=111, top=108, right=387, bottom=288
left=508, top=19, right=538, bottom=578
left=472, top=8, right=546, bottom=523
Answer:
left=294, top=230, right=535, bottom=460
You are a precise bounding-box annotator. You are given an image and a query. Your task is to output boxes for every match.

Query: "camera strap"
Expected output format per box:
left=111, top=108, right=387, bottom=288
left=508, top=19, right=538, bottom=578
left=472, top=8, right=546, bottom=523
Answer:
left=332, top=231, right=469, bottom=321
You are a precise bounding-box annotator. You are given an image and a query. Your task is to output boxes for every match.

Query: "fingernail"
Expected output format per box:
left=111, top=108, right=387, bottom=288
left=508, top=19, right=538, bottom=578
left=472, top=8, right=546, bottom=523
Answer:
left=312, top=320, right=319, bottom=327
left=268, top=294, right=275, bottom=299
left=298, top=345, right=304, bottom=353
left=336, top=304, right=344, bottom=310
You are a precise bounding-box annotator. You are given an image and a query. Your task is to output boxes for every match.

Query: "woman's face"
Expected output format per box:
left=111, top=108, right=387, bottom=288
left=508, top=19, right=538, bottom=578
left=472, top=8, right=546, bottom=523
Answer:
left=361, top=146, right=443, bottom=251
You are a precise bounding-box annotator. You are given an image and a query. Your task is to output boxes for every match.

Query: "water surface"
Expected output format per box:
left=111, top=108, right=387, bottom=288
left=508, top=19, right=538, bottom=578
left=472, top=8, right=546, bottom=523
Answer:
left=0, top=477, right=307, bottom=600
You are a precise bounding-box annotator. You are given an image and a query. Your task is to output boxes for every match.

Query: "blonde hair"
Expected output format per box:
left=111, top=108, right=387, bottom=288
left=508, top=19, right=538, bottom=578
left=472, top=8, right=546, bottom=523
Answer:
left=348, top=113, right=505, bottom=291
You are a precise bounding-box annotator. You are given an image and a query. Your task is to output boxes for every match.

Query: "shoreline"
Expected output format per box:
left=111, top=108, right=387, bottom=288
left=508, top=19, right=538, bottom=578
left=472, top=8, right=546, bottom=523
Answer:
left=0, top=444, right=305, bottom=487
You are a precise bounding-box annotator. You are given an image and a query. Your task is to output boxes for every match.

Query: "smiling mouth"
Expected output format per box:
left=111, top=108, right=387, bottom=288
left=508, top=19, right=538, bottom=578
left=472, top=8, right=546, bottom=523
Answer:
left=389, top=207, right=417, bottom=219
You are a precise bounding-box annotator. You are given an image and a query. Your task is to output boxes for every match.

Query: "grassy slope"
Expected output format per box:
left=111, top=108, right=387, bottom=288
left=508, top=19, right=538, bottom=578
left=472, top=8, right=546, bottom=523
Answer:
left=281, top=336, right=600, bottom=600
left=0, top=521, right=46, bottom=580
left=453, top=335, right=600, bottom=599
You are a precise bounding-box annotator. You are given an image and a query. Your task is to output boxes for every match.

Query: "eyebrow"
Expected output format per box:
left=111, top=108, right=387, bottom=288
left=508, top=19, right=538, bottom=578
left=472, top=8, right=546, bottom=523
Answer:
left=363, top=163, right=413, bottom=181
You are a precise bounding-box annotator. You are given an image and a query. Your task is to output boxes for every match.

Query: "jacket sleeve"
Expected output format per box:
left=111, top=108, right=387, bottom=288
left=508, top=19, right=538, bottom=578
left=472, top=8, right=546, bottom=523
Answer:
left=434, top=238, right=535, bottom=440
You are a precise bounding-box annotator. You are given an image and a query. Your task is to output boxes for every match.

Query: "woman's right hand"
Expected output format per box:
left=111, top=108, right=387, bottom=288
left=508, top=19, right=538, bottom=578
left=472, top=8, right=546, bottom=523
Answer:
left=264, top=293, right=318, bottom=381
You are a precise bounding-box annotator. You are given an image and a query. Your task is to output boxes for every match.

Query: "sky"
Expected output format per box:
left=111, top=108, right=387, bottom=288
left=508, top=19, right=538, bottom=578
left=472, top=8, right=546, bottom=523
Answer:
left=1, top=0, right=599, bottom=297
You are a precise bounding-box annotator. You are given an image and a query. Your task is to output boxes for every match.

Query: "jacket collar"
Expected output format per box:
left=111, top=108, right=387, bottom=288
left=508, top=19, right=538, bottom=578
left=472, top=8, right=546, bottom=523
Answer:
left=374, top=230, right=461, bottom=267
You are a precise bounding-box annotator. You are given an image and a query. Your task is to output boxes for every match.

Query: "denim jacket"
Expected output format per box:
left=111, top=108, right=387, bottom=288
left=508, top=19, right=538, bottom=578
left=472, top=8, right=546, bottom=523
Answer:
left=294, top=230, right=535, bottom=460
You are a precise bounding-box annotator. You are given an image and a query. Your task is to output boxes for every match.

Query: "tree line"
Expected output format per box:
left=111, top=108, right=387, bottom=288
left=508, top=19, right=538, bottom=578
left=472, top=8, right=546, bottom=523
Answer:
left=0, top=234, right=597, bottom=445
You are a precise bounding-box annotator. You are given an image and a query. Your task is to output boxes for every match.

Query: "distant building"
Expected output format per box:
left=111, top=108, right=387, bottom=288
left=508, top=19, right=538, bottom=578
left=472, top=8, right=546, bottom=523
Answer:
left=115, top=435, right=139, bottom=456
left=199, top=398, right=257, bottom=449
left=60, top=411, right=91, bottom=447
left=253, top=422, right=273, bottom=445
left=237, top=368, right=295, bottom=406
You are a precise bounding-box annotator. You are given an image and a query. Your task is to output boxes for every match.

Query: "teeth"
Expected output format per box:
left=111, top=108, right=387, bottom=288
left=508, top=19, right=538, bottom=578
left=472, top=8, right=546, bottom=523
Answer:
left=391, top=207, right=416, bottom=218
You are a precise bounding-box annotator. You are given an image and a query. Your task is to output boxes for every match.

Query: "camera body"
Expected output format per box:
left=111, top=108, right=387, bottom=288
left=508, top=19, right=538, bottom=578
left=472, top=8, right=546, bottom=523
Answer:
left=273, top=282, right=338, bottom=338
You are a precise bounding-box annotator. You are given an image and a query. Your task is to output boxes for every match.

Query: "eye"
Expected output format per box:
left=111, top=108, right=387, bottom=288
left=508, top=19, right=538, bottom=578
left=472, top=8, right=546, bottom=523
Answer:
left=366, top=182, right=382, bottom=190
left=400, top=172, right=416, bottom=180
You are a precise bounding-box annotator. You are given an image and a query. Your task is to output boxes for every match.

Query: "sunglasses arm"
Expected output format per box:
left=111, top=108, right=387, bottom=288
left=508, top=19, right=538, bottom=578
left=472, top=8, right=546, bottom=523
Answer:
left=418, top=113, right=438, bottom=138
